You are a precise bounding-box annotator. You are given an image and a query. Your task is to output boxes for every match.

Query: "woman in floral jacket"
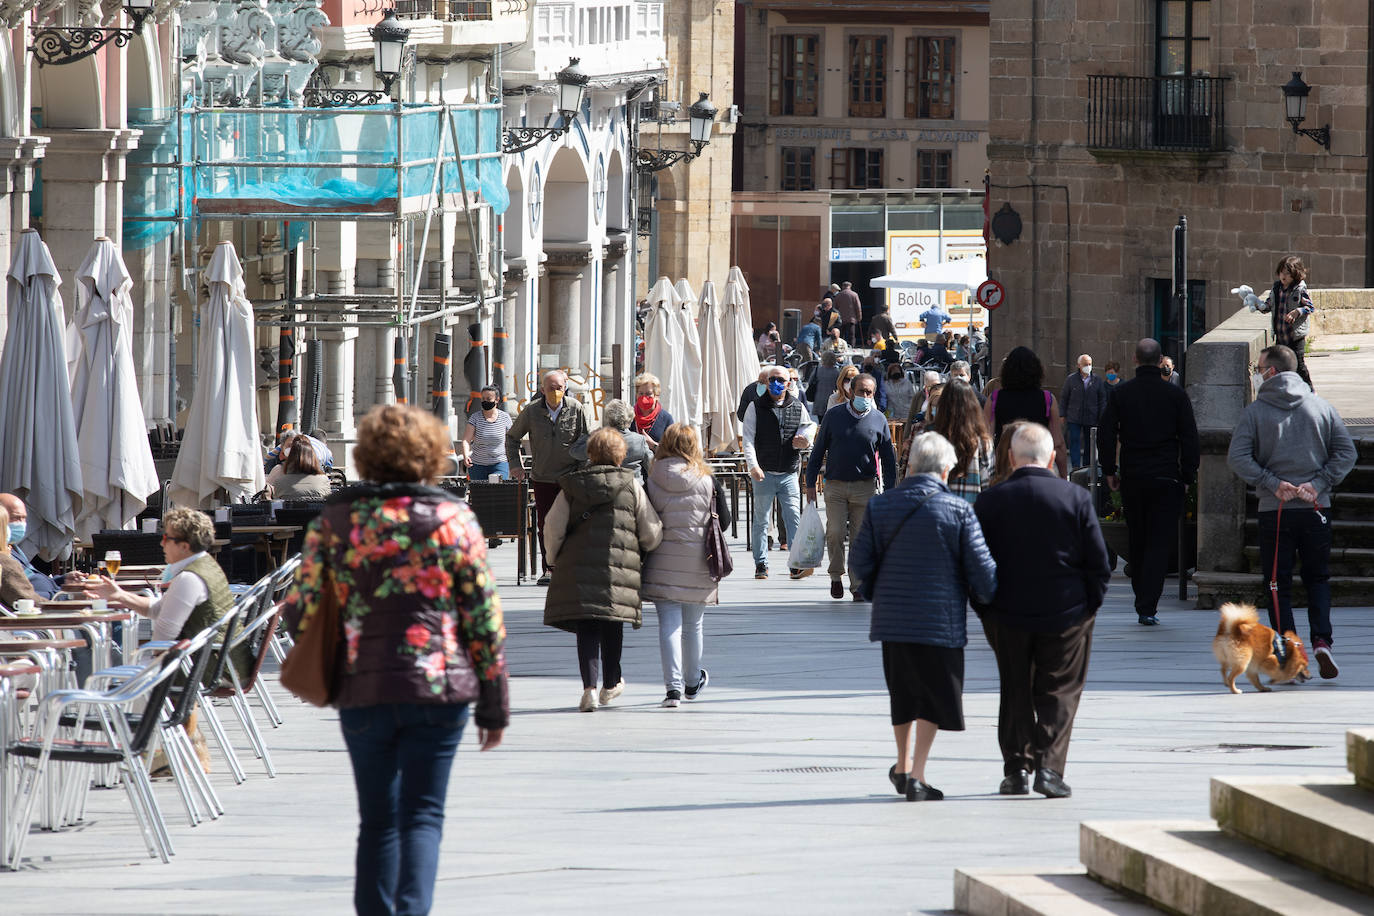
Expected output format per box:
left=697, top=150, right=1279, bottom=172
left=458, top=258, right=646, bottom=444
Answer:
left=284, top=404, right=509, bottom=916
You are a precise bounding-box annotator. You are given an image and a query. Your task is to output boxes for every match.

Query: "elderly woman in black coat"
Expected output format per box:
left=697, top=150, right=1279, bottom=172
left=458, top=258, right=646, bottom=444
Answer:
left=851, top=432, right=997, bottom=801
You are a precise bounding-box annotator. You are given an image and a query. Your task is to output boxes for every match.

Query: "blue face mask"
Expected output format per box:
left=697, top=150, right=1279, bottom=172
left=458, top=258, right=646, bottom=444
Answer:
left=1106, top=373, right=1118, bottom=382
left=852, top=396, right=873, bottom=413
left=160, top=566, right=177, bottom=583
left=768, top=378, right=786, bottom=396
left=756, top=382, right=768, bottom=397
left=7, top=522, right=24, bottom=545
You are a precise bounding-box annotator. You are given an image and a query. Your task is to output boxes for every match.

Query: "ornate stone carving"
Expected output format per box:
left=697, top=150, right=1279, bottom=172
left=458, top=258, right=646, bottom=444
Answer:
left=604, top=234, right=628, bottom=261
left=0, top=0, right=39, bottom=28
left=218, top=0, right=272, bottom=67
left=544, top=245, right=595, bottom=270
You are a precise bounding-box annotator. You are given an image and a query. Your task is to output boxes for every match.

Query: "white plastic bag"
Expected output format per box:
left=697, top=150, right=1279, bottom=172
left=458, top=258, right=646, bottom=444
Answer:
left=788, top=502, right=826, bottom=569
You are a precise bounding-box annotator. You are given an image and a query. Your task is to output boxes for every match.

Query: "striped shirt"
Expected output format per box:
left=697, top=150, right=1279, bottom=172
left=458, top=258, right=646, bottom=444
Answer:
left=467, top=410, right=513, bottom=465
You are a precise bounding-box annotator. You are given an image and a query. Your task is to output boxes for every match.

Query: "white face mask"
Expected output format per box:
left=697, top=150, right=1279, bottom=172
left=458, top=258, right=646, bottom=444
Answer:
left=1080, top=365, right=1092, bottom=376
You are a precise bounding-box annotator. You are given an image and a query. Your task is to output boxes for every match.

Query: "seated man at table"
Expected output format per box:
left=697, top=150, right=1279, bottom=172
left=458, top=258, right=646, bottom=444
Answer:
left=0, top=493, right=59, bottom=600
left=85, top=507, right=251, bottom=685
left=0, top=501, right=42, bottom=609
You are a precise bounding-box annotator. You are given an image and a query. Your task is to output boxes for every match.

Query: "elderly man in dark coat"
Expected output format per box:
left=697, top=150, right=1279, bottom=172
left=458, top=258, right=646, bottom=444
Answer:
left=852, top=432, right=996, bottom=802
left=973, top=422, right=1111, bottom=799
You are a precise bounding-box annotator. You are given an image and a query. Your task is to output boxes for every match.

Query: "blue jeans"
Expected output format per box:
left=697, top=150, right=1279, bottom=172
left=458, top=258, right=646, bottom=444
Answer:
left=655, top=601, right=707, bottom=693
left=751, top=471, right=801, bottom=566
left=340, top=703, right=470, bottom=916
left=468, top=462, right=509, bottom=481
left=1066, top=423, right=1094, bottom=468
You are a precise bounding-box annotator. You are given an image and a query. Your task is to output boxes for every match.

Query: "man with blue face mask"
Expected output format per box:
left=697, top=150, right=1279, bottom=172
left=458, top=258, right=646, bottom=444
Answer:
left=806, top=374, right=898, bottom=600
left=0, top=493, right=59, bottom=599
left=742, top=365, right=817, bottom=579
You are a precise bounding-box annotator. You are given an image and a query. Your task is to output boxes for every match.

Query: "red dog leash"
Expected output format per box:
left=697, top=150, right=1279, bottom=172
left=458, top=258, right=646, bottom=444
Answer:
left=1268, top=502, right=1283, bottom=631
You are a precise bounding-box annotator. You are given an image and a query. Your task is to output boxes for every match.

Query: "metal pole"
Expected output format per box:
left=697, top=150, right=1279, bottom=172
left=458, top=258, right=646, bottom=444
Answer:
left=1173, top=213, right=1189, bottom=600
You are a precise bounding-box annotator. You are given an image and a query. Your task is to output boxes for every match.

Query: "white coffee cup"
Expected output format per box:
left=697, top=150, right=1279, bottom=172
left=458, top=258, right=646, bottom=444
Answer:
left=142, top=518, right=158, bottom=533
left=13, top=599, right=35, bottom=615
left=90, top=598, right=108, bottom=611
left=489, top=474, right=502, bottom=483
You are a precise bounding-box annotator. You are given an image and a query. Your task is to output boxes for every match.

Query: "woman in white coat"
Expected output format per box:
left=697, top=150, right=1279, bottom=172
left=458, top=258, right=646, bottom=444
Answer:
left=642, top=424, right=728, bottom=707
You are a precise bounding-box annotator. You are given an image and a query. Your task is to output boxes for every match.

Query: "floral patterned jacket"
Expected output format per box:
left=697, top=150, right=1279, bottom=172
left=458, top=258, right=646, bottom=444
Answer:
left=283, top=482, right=509, bottom=729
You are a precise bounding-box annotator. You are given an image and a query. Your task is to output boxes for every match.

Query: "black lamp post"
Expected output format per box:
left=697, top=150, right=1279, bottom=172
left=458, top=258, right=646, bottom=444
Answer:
left=635, top=91, right=718, bottom=173
left=30, top=0, right=154, bottom=67
left=503, top=58, right=590, bottom=154
left=370, top=9, right=412, bottom=97
left=1281, top=71, right=1331, bottom=151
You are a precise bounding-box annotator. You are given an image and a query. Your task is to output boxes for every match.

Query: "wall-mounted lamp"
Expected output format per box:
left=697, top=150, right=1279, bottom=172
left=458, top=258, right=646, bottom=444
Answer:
left=370, top=8, right=413, bottom=96
left=503, top=58, right=590, bottom=154
left=1281, top=71, right=1331, bottom=151
left=635, top=92, right=718, bottom=173
left=30, top=0, right=153, bottom=67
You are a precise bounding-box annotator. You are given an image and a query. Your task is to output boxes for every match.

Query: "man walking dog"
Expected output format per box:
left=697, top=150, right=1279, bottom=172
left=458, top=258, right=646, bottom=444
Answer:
left=1227, top=344, right=1355, bottom=678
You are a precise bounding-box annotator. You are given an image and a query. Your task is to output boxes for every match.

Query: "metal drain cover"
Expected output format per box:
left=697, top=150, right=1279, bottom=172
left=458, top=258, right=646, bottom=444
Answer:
left=765, top=765, right=867, bottom=774
left=1163, top=743, right=1320, bottom=753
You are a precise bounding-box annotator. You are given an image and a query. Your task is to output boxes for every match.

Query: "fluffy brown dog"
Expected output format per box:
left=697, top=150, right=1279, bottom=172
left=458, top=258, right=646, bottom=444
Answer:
left=1213, top=602, right=1309, bottom=694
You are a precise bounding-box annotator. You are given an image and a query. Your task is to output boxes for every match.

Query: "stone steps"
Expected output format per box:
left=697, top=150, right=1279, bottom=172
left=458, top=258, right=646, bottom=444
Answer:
left=1191, top=570, right=1374, bottom=608
left=1210, top=775, right=1374, bottom=893
left=1243, top=544, right=1374, bottom=577
left=954, top=729, right=1374, bottom=915
left=1244, top=517, right=1374, bottom=548
left=1082, top=819, right=1374, bottom=915
left=954, top=867, right=1162, bottom=915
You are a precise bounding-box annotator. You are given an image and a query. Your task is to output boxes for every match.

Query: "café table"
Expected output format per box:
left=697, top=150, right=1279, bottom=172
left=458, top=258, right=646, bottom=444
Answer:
left=0, top=611, right=133, bottom=675
left=231, top=525, right=302, bottom=570
left=0, top=638, right=85, bottom=697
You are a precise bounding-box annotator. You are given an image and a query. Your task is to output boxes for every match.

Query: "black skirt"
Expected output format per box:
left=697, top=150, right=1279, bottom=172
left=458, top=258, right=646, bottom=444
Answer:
left=881, top=641, right=965, bottom=730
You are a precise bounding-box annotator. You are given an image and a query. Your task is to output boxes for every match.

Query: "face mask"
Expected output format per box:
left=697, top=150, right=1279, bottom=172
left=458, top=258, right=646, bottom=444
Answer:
left=787, top=381, right=799, bottom=394
left=7, top=522, right=24, bottom=545
left=1106, top=373, right=1118, bottom=383
left=841, top=380, right=852, bottom=393
left=546, top=389, right=564, bottom=406
left=852, top=395, right=873, bottom=413
left=636, top=394, right=656, bottom=412
left=1081, top=366, right=1092, bottom=376
left=768, top=378, right=786, bottom=396
left=756, top=382, right=768, bottom=397
left=160, top=565, right=177, bottom=583
left=481, top=399, right=496, bottom=411
left=1253, top=370, right=1271, bottom=392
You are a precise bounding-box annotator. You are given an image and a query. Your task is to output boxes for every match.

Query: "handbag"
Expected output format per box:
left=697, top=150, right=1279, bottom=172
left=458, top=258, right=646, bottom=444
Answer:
left=279, top=566, right=341, bottom=707
left=705, top=481, right=735, bottom=581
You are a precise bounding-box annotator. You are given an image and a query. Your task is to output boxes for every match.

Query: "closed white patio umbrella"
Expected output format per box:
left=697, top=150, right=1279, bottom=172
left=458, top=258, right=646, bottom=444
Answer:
left=0, top=229, right=83, bottom=560
left=673, top=278, right=704, bottom=429
left=68, top=238, right=160, bottom=537
left=642, top=276, right=689, bottom=429
left=696, top=280, right=738, bottom=453
left=169, top=241, right=265, bottom=507
left=721, top=266, right=759, bottom=408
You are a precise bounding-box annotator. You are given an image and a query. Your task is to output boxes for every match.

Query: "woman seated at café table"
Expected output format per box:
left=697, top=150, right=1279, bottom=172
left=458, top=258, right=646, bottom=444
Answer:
left=267, top=439, right=332, bottom=500
left=84, top=507, right=251, bottom=683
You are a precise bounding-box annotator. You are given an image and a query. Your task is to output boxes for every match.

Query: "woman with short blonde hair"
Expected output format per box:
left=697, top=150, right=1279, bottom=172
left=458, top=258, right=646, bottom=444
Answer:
left=634, top=372, right=673, bottom=446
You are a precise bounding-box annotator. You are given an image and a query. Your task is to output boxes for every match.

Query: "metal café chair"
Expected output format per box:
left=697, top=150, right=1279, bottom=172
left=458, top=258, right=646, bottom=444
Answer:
left=203, top=589, right=284, bottom=779
left=5, top=645, right=188, bottom=869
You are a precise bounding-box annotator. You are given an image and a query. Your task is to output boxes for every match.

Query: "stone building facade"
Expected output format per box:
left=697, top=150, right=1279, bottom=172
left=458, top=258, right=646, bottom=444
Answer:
left=987, top=1, right=1370, bottom=379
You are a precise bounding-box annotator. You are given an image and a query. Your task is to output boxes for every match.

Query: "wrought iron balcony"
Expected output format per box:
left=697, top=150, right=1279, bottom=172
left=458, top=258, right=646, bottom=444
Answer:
left=1087, top=74, right=1228, bottom=153
left=389, top=0, right=528, bottom=21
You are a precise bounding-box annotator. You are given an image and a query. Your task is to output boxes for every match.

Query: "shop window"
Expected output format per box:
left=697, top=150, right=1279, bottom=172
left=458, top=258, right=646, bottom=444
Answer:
left=780, top=147, right=815, bottom=191
left=848, top=35, right=887, bottom=118
left=916, top=150, right=951, bottom=188
left=831, top=148, right=883, bottom=189
left=907, top=36, right=956, bottom=119
left=770, top=35, right=819, bottom=116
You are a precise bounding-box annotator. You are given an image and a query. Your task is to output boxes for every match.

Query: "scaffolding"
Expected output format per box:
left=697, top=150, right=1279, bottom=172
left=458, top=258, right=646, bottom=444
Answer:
left=124, top=92, right=509, bottom=416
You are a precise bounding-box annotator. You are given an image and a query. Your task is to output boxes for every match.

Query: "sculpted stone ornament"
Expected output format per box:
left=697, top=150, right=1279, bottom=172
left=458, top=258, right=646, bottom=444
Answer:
left=218, top=0, right=272, bottom=67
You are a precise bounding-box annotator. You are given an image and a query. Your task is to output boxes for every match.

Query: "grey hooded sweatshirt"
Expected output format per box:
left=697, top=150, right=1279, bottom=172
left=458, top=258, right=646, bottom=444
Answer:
left=1227, top=371, right=1357, bottom=512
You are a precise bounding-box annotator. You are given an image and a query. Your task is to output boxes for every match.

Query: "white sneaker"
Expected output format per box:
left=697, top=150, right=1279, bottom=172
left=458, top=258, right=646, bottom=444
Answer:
left=599, top=679, right=625, bottom=705
left=578, top=688, right=597, bottom=712
left=661, top=690, right=682, bottom=708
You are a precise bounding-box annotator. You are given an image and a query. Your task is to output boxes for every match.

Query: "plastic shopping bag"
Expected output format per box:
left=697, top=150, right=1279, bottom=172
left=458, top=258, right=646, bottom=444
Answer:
left=788, top=502, right=826, bottom=569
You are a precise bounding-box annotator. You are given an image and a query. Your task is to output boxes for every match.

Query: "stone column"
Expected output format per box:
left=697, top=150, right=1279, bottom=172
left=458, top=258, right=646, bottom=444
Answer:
left=40, top=128, right=142, bottom=311
left=0, top=136, right=47, bottom=354
left=544, top=243, right=594, bottom=371
left=502, top=260, right=528, bottom=400
left=601, top=234, right=627, bottom=396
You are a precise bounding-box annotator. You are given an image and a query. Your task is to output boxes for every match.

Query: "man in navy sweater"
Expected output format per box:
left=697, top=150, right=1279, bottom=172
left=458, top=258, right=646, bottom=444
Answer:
left=806, top=373, right=897, bottom=600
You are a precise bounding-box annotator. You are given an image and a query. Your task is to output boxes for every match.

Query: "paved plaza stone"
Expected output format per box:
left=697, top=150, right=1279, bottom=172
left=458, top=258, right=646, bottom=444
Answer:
left=4, top=531, right=1371, bottom=915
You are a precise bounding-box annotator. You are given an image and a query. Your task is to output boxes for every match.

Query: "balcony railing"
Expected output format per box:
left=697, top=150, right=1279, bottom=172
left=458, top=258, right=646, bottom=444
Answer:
left=1087, top=75, right=1228, bottom=153
left=389, top=0, right=528, bottom=20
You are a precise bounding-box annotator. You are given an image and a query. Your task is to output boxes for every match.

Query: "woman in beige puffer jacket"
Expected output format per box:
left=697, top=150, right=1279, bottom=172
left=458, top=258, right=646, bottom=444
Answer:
left=642, top=424, right=727, bottom=708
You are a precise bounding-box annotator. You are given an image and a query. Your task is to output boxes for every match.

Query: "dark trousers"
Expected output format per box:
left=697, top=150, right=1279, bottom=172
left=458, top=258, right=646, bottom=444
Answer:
left=576, top=619, right=624, bottom=689
left=1293, top=345, right=1313, bottom=389
left=1120, top=477, right=1185, bottom=616
left=982, top=614, right=1094, bottom=777
left=1257, top=506, right=1333, bottom=645
left=841, top=321, right=858, bottom=345
left=531, top=480, right=561, bottom=572
left=340, top=702, right=470, bottom=916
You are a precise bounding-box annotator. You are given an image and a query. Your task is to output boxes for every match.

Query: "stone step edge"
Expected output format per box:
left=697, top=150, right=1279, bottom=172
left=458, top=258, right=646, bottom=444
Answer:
left=1209, top=776, right=1374, bottom=894
left=1350, top=729, right=1374, bottom=790
left=953, top=867, right=1162, bottom=916
left=1081, top=818, right=1374, bottom=916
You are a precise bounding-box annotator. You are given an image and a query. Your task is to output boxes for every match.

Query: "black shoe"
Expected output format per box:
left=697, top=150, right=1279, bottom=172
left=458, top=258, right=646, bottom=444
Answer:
left=789, top=567, right=813, bottom=580
left=852, top=592, right=865, bottom=602
left=536, top=572, right=552, bottom=586
left=1137, top=615, right=1160, bottom=626
left=888, top=764, right=909, bottom=796
left=830, top=579, right=844, bottom=599
left=1033, top=768, right=1072, bottom=798
left=999, top=770, right=1030, bottom=795
left=685, top=669, right=708, bottom=700
left=906, top=779, right=944, bottom=801
left=768, top=535, right=775, bottom=551
left=1123, top=562, right=1134, bottom=578
left=755, top=562, right=769, bottom=579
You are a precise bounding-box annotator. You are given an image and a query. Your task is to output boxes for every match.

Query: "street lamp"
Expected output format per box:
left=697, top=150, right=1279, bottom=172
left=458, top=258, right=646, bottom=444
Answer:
left=1280, top=71, right=1331, bottom=151
left=635, top=91, right=718, bottom=173
left=503, top=58, right=590, bottom=154
left=30, top=0, right=154, bottom=67
left=370, top=9, right=412, bottom=96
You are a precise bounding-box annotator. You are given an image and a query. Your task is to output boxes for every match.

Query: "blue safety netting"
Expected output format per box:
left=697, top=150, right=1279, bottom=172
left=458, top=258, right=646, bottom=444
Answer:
left=124, top=103, right=507, bottom=251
